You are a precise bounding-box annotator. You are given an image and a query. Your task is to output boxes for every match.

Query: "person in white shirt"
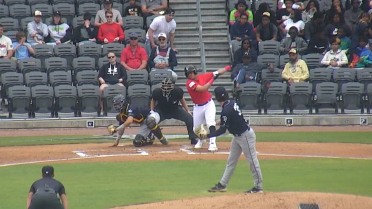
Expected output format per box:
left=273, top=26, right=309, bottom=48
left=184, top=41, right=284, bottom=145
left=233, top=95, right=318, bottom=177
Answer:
left=94, top=0, right=123, bottom=27
left=281, top=9, right=305, bottom=37
left=145, top=8, right=176, bottom=55
left=27, top=10, right=48, bottom=45
left=321, top=37, right=348, bottom=69
left=0, top=24, right=13, bottom=59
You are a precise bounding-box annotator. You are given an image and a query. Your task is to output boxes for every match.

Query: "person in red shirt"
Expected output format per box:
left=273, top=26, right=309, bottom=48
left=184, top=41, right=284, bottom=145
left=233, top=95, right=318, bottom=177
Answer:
left=120, top=33, right=148, bottom=71
left=185, top=65, right=231, bottom=151
left=97, top=10, right=125, bottom=44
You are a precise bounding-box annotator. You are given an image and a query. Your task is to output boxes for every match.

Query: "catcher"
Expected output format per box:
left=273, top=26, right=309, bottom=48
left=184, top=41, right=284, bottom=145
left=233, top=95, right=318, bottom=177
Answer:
left=108, top=94, right=168, bottom=147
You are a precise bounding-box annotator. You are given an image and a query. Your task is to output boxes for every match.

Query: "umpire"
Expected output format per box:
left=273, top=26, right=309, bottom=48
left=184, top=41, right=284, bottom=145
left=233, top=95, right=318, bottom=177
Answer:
left=151, top=78, right=199, bottom=145
left=27, top=166, right=68, bottom=209
left=204, top=87, right=263, bottom=193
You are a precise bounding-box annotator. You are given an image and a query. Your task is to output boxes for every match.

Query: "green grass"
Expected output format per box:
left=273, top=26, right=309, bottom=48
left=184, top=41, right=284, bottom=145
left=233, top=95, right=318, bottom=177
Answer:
left=1, top=159, right=372, bottom=209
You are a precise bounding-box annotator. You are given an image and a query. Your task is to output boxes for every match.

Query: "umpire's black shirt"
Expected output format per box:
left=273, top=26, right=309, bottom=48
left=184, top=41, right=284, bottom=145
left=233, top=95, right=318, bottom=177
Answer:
left=152, top=87, right=183, bottom=111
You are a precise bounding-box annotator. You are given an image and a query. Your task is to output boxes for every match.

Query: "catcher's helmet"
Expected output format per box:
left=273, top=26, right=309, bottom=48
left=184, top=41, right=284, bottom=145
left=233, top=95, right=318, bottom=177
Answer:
left=161, top=78, right=174, bottom=97
left=112, top=94, right=126, bottom=112
left=133, top=134, right=146, bottom=147
left=184, top=65, right=197, bottom=77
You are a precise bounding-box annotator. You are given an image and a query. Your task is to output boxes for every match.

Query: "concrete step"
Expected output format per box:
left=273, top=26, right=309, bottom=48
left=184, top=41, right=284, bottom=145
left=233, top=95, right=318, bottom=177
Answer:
left=176, top=33, right=200, bottom=41
left=174, top=40, right=200, bottom=49
left=202, top=33, right=229, bottom=41
left=201, top=14, right=227, bottom=21
left=176, top=48, right=201, bottom=56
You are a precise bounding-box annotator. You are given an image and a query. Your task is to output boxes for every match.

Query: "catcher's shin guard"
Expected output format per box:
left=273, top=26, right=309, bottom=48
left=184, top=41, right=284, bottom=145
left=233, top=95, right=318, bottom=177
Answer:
left=150, top=125, right=164, bottom=140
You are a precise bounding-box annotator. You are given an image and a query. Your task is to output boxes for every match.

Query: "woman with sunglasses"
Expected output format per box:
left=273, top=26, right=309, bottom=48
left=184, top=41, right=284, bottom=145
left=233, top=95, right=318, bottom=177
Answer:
left=97, top=10, right=125, bottom=44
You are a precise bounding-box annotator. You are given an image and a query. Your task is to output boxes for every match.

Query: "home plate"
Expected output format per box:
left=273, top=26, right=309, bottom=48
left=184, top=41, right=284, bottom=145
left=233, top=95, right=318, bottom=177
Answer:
left=158, top=151, right=177, bottom=154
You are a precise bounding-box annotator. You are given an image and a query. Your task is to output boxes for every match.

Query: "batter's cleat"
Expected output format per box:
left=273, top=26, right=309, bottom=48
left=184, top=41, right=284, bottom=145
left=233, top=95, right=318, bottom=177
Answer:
left=208, top=182, right=227, bottom=192
left=194, top=139, right=205, bottom=149
left=245, top=187, right=263, bottom=194
left=159, top=137, right=168, bottom=145
left=208, top=143, right=218, bottom=152
left=190, top=138, right=198, bottom=145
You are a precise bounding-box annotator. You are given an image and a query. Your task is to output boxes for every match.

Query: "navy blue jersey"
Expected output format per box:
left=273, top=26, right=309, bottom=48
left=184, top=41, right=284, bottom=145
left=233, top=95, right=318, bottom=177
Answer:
left=152, top=87, right=183, bottom=111
left=29, top=177, right=66, bottom=196
left=209, top=100, right=249, bottom=137
left=117, top=103, right=149, bottom=125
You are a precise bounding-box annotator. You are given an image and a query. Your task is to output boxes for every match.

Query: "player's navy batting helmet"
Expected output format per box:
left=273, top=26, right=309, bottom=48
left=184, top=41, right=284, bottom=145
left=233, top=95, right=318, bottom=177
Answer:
left=161, top=78, right=174, bottom=97
left=112, top=94, right=126, bottom=112
left=184, top=65, right=197, bottom=77
left=214, top=87, right=229, bottom=102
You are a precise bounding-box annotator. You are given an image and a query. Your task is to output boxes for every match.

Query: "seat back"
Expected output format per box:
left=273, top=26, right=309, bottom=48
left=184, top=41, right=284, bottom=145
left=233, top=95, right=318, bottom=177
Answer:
left=127, top=83, right=151, bottom=109
left=0, top=17, right=19, bottom=31
left=356, top=68, right=372, bottom=92
left=309, top=68, right=333, bottom=92
left=21, top=17, right=35, bottom=31
left=264, top=82, right=287, bottom=111
left=54, top=84, right=78, bottom=114
left=261, top=68, right=282, bottom=83
left=9, top=4, right=31, bottom=22
left=238, top=82, right=262, bottom=111
left=146, top=15, right=158, bottom=29
left=314, top=82, right=338, bottom=113
left=4, top=0, right=27, bottom=6
left=289, top=82, right=312, bottom=111
left=78, top=3, right=100, bottom=16
left=122, top=15, right=144, bottom=30
left=31, top=85, right=54, bottom=114
left=28, top=0, right=50, bottom=5
left=333, top=68, right=356, bottom=92
left=102, top=85, right=127, bottom=115
left=78, top=43, right=102, bottom=60
left=49, top=71, right=72, bottom=87
left=76, top=84, right=100, bottom=115
left=75, top=70, right=99, bottom=86
left=72, top=56, right=96, bottom=76
left=18, top=58, right=42, bottom=75
left=7, top=85, right=31, bottom=117
left=302, top=53, right=322, bottom=69
left=279, top=54, right=289, bottom=68
left=149, top=69, right=172, bottom=85
left=1, top=72, right=24, bottom=98
left=340, top=82, right=364, bottom=111
left=45, top=57, right=68, bottom=74
left=53, top=44, right=77, bottom=70
left=127, top=70, right=149, bottom=86
left=31, top=4, right=53, bottom=20
left=102, top=43, right=125, bottom=57
left=25, top=71, right=48, bottom=87
left=0, top=4, right=10, bottom=18
left=124, top=28, right=146, bottom=43
left=257, top=54, right=279, bottom=67
left=0, top=59, right=17, bottom=76
left=258, top=40, right=280, bottom=55
left=51, top=0, right=75, bottom=4
left=4, top=30, right=17, bottom=42
left=32, top=44, right=54, bottom=71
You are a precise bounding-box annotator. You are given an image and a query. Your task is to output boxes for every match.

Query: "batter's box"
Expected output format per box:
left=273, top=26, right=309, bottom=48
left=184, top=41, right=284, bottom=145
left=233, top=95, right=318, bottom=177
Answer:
left=298, top=203, right=320, bottom=209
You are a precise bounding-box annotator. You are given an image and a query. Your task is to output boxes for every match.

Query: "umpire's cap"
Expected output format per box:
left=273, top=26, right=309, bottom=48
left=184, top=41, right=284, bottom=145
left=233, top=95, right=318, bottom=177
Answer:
left=214, top=87, right=229, bottom=102
left=42, top=165, right=54, bottom=177
left=184, top=65, right=197, bottom=77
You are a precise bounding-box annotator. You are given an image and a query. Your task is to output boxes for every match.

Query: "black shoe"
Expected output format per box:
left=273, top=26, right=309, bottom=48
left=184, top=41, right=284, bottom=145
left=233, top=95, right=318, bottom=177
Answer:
left=159, top=137, right=168, bottom=145
left=190, top=138, right=198, bottom=145
left=208, top=182, right=227, bottom=192
left=245, top=187, right=263, bottom=193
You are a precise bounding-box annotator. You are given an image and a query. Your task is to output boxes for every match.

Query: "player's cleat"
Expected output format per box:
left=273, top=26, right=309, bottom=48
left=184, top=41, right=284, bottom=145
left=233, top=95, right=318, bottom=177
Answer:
left=208, top=143, right=218, bottom=152
left=159, top=137, right=168, bottom=145
left=245, top=187, right=263, bottom=194
left=194, top=139, right=205, bottom=149
left=208, top=182, right=227, bottom=192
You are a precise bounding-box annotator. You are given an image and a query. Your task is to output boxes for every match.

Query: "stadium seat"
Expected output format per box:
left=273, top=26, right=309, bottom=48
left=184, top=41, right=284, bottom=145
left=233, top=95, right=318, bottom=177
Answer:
left=18, top=58, right=42, bottom=75
left=367, top=84, right=372, bottom=114
left=258, top=40, right=280, bottom=55
left=76, top=0, right=98, bottom=5
left=102, top=43, right=125, bottom=57
left=102, top=84, right=127, bottom=116
left=53, top=85, right=78, bottom=117
left=9, top=4, right=31, bottom=22
left=0, top=59, right=17, bottom=77
left=52, top=3, right=76, bottom=25
left=128, top=83, right=151, bottom=110
left=24, top=71, right=48, bottom=87
left=51, top=0, right=75, bottom=4
left=74, top=70, right=99, bottom=86
left=124, top=28, right=146, bottom=43
left=4, top=30, right=17, bottom=42
left=30, top=85, right=54, bottom=117
left=72, top=15, right=94, bottom=29
left=78, top=3, right=100, bottom=16
left=78, top=43, right=102, bottom=62
left=31, top=4, right=53, bottom=20
left=257, top=54, right=279, bottom=67
left=149, top=69, right=172, bottom=85
left=123, top=15, right=144, bottom=30
left=126, top=70, right=149, bottom=86
left=44, top=57, right=68, bottom=75
left=332, top=68, right=356, bottom=93
left=7, top=85, right=32, bottom=118
left=1, top=72, right=24, bottom=100
left=49, top=71, right=73, bottom=87
left=76, top=84, right=101, bottom=117
left=301, top=53, right=322, bottom=69
left=309, top=68, right=333, bottom=92
left=288, top=82, right=313, bottom=114
left=72, top=57, right=96, bottom=77
left=313, top=82, right=338, bottom=114
left=279, top=54, right=289, bottom=68
left=262, top=82, right=288, bottom=114
left=0, top=17, right=19, bottom=31
left=20, top=17, right=35, bottom=32
left=339, top=82, right=364, bottom=114
left=237, top=82, right=262, bottom=114
left=28, top=0, right=50, bottom=5
left=4, top=0, right=27, bottom=7
left=356, top=68, right=372, bottom=92
left=32, top=44, right=54, bottom=72
left=0, top=4, right=10, bottom=18
left=53, top=44, right=77, bottom=71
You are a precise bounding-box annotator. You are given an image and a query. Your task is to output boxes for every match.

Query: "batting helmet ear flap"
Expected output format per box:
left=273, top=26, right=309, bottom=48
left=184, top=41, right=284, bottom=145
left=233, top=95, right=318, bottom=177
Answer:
left=184, top=65, right=197, bottom=77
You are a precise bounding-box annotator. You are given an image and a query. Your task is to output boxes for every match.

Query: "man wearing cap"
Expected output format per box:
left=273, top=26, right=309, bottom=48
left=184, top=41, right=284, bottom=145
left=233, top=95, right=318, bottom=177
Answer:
left=73, top=12, right=98, bottom=45
left=120, top=32, right=148, bottom=71
left=47, top=11, right=72, bottom=45
left=282, top=48, right=309, bottom=84
left=141, top=0, right=168, bottom=17
left=149, top=33, right=178, bottom=81
left=203, top=87, right=263, bottom=194
left=145, top=8, right=176, bottom=55
left=27, top=166, right=68, bottom=209
left=95, top=0, right=123, bottom=27
left=97, top=10, right=125, bottom=44
left=27, top=10, right=48, bottom=45
left=232, top=51, right=265, bottom=88
left=255, top=12, right=278, bottom=42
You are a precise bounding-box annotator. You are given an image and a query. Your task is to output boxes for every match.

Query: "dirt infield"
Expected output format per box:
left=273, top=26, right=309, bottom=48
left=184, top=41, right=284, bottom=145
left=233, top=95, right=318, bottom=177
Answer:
left=1, top=125, right=372, bottom=209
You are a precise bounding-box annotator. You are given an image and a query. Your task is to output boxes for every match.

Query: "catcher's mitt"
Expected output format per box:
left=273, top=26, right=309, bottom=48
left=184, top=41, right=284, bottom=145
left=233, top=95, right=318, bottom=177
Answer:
left=107, top=124, right=117, bottom=135
left=195, top=124, right=209, bottom=139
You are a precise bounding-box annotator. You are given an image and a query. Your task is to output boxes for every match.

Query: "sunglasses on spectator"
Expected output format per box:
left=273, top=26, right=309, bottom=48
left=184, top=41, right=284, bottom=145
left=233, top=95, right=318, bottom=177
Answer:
left=158, top=38, right=166, bottom=41
left=106, top=15, right=113, bottom=18
left=130, top=37, right=138, bottom=40
left=108, top=55, right=115, bottom=59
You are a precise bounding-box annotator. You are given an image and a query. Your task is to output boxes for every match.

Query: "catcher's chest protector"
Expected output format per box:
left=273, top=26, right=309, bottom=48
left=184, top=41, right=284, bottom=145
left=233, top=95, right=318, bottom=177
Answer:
left=119, top=112, right=128, bottom=122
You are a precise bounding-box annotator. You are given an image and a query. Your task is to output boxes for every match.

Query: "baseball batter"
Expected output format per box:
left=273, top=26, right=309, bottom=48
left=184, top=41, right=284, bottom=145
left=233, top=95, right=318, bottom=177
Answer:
left=110, top=94, right=168, bottom=147
left=185, top=65, right=231, bottom=151
left=203, top=87, right=263, bottom=193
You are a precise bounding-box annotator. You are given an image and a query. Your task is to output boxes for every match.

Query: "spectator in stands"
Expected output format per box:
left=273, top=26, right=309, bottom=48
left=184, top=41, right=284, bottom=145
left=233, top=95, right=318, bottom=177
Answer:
left=321, top=37, right=348, bottom=68
left=47, top=11, right=72, bottom=45
left=95, top=0, right=123, bottom=27
left=232, top=52, right=265, bottom=88
left=292, top=0, right=306, bottom=11
left=98, top=51, right=127, bottom=112
left=124, top=0, right=142, bottom=17
left=73, top=12, right=98, bottom=46
left=318, top=0, right=332, bottom=13
left=255, top=12, right=278, bottom=42
left=253, top=2, right=276, bottom=27
left=282, top=48, right=309, bottom=84
left=349, top=36, right=372, bottom=68
left=351, top=12, right=370, bottom=48
left=279, top=26, right=308, bottom=55
left=0, top=24, right=13, bottom=59
left=324, top=12, right=351, bottom=42
left=146, top=8, right=176, bottom=54
left=306, top=28, right=328, bottom=54
left=27, top=10, right=48, bottom=45
left=141, top=0, right=168, bottom=17
left=304, top=11, right=325, bottom=42
left=337, top=27, right=352, bottom=53
left=97, top=10, right=125, bottom=44
left=325, top=0, right=345, bottom=24
left=233, top=37, right=257, bottom=67
left=344, top=0, right=363, bottom=31
left=302, top=0, right=320, bottom=23
left=12, top=31, right=35, bottom=61
left=120, top=32, right=148, bottom=71
left=229, top=0, right=254, bottom=26
left=230, top=13, right=255, bottom=42
left=281, top=9, right=305, bottom=37
left=149, top=33, right=178, bottom=81
left=276, top=0, right=294, bottom=27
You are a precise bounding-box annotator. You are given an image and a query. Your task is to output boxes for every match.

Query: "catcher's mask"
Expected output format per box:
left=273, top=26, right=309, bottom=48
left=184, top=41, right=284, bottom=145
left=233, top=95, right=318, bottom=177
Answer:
left=113, top=94, right=126, bottom=112
left=184, top=65, right=197, bottom=77
left=161, top=78, right=174, bottom=97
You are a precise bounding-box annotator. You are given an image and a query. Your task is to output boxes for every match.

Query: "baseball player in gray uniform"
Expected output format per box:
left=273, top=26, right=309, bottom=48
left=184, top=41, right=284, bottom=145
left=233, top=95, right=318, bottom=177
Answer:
left=200, top=87, right=263, bottom=193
